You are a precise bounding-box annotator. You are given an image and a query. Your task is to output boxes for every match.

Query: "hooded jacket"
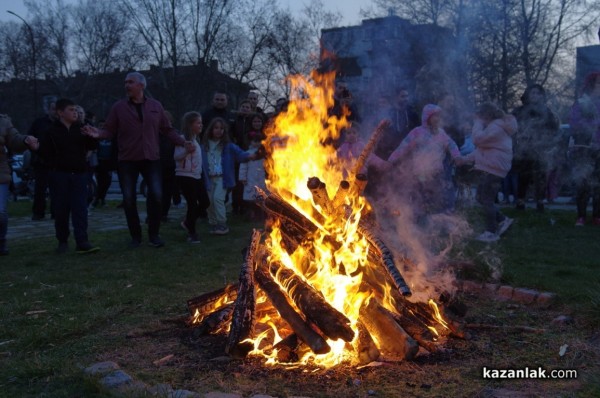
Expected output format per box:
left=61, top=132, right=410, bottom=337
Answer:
left=0, top=114, right=29, bottom=184
left=466, top=115, right=518, bottom=178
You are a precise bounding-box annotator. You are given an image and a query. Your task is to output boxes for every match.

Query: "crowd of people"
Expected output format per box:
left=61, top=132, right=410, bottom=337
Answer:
left=1, top=70, right=599, bottom=255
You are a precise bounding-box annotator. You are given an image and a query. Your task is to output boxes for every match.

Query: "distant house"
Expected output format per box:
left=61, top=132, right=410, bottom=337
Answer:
left=576, top=45, right=600, bottom=96
left=320, top=15, right=468, bottom=121
left=0, top=63, right=250, bottom=132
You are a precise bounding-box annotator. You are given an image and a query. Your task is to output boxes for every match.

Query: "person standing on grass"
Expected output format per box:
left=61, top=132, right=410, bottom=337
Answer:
left=0, top=114, right=39, bottom=255
left=37, top=98, right=99, bottom=254
left=82, top=71, right=196, bottom=248
left=201, top=117, right=256, bottom=235
left=463, top=103, right=518, bottom=243
left=569, top=71, right=600, bottom=226
left=175, top=112, right=209, bottom=243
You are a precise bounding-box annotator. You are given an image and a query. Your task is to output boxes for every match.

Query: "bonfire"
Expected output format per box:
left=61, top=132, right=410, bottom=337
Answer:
left=187, top=71, right=463, bottom=367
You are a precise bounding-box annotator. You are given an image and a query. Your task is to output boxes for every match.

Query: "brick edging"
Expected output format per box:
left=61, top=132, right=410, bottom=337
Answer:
left=456, top=279, right=556, bottom=306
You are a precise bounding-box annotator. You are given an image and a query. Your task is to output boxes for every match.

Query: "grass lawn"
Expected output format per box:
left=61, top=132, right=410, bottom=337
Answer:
left=1, top=200, right=599, bottom=397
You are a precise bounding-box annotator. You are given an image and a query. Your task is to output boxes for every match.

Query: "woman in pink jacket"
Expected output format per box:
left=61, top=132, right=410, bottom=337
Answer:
left=465, top=103, right=518, bottom=242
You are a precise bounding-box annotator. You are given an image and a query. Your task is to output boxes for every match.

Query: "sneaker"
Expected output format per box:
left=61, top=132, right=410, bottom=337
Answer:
left=213, top=225, right=230, bottom=235
left=187, top=234, right=201, bottom=244
left=592, top=218, right=600, bottom=226
left=497, top=217, right=514, bottom=236
left=56, top=242, right=68, bottom=254
left=475, top=231, right=500, bottom=243
left=130, top=236, right=142, bottom=248
left=76, top=242, right=100, bottom=254
left=148, top=235, right=165, bottom=248
left=575, top=217, right=585, bottom=227
left=209, top=225, right=218, bottom=234
left=180, top=220, right=190, bottom=234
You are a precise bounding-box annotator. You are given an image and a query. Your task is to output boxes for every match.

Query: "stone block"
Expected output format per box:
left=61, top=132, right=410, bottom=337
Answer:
left=461, top=280, right=483, bottom=293
left=496, top=285, right=514, bottom=301
left=512, top=288, right=538, bottom=304
left=482, top=283, right=500, bottom=296
left=204, top=392, right=243, bottom=398
left=536, top=292, right=556, bottom=306
left=84, top=361, right=119, bottom=376
left=99, top=370, right=133, bottom=389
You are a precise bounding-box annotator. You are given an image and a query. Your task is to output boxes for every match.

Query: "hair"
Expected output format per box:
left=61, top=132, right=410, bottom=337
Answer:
left=126, top=71, right=147, bottom=88
left=238, top=99, right=252, bottom=109
left=520, top=83, right=546, bottom=105
left=181, top=111, right=202, bottom=141
left=581, top=72, right=600, bottom=95
left=202, top=117, right=230, bottom=147
left=55, top=98, right=75, bottom=111
left=476, top=102, right=504, bottom=121
left=251, top=113, right=264, bottom=125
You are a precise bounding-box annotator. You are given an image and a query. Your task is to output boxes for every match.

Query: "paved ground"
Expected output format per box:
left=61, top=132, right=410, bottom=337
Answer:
left=7, top=197, right=187, bottom=241
left=7, top=195, right=581, bottom=242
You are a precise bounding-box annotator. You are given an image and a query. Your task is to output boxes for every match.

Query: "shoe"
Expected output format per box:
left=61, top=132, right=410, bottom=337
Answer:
left=536, top=201, right=544, bottom=213
left=575, top=217, right=585, bottom=227
left=187, top=234, right=201, bottom=244
left=130, top=237, right=142, bottom=248
left=515, top=200, right=525, bottom=210
left=497, top=217, right=514, bottom=236
left=31, top=215, right=45, bottom=221
left=56, top=242, right=68, bottom=254
left=475, top=231, right=500, bottom=243
left=209, top=225, right=218, bottom=234
left=213, top=225, right=230, bottom=235
left=76, top=242, right=100, bottom=254
left=148, top=235, right=165, bottom=248
left=592, top=218, right=600, bottom=226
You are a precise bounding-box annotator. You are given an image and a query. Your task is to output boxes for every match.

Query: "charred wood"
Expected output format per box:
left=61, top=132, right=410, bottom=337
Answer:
left=350, top=119, right=390, bottom=176
left=269, top=261, right=354, bottom=342
left=192, top=304, right=234, bottom=337
left=355, top=321, right=381, bottom=365
left=187, top=283, right=238, bottom=318
left=226, top=229, right=261, bottom=358
left=359, top=298, right=419, bottom=360
left=307, top=177, right=333, bottom=215
left=255, top=256, right=330, bottom=355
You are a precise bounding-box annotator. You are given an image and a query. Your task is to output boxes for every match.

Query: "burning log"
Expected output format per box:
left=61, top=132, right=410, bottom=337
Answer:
left=359, top=225, right=412, bottom=296
left=254, top=255, right=331, bottom=355
left=355, top=321, right=381, bottom=365
left=307, top=177, right=333, bottom=215
left=225, top=229, right=261, bottom=358
left=272, top=333, right=302, bottom=363
left=187, top=283, right=238, bottom=318
left=350, top=119, right=391, bottom=177
left=359, top=297, right=419, bottom=360
left=350, top=173, right=368, bottom=198
left=382, top=304, right=439, bottom=353
left=192, top=304, right=234, bottom=336
left=331, top=180, right=351, bottom=214
left=269, top=261, right=355, bottom=342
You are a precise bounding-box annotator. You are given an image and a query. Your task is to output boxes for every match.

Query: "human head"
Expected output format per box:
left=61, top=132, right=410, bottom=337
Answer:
left=395, top=87, right=410, bottom=108
left=125, top=72, right=146, bottom=100
left=212, top=92, right=228, bottom=110
left=247, top=91, right=259, bottom=109
left=275, top=97, right=288, bottom=113
left=55, top=98, right=78, bottom=125
left=421, top=104, right=442, bottom=127
left=335, top=79, right=350, bottom=100
left=74, top=105, right=85, bottom=123
left=251, top=114, right=264, bottom=131
left=181, top=111, right=203, bottom=141
left=476, top=102, right=504, bottom=123
left=520, top=84, right=546, bottom=105
left=238, top=100, right=252, bottom=114
left=45, top=99, right=57, bottom=119
left=203, top=117, right=230, bottom=144
left=581, top=72, right=600, bottom=97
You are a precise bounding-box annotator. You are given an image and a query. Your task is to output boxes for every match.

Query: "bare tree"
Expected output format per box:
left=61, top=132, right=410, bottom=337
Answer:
left=0, top=22, right=31, bottom=80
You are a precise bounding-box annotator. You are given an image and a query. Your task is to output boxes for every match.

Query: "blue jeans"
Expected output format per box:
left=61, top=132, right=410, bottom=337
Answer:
left=48, top=171, right=89, bottom=245
left=117, top=160, right=162, bottom=239
left=0, top=183, right=8, bottom=241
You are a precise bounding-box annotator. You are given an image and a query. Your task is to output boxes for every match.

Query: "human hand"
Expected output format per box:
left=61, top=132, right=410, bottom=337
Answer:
left=81, top=125, right=99, bottom=138
left=184, top=141, right=196, bottom=153
left=24, top=135, right=39, bottom=150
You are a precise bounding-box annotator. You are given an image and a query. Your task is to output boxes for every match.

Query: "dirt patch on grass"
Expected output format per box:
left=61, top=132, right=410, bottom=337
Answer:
left=95, top=294, right=599, bottom=397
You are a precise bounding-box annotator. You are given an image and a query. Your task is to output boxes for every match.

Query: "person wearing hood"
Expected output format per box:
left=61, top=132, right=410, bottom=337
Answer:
left=388, top=104, right=464, bottom=216
left=464, top=102, right=518, bottom=242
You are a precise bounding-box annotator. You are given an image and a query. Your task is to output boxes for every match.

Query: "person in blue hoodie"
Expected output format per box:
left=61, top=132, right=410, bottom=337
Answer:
left=201, top=117, right=256, bottom=235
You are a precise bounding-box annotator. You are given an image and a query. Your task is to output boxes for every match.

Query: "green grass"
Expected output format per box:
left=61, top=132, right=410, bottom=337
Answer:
left=1, top=201, right=599, bottom=397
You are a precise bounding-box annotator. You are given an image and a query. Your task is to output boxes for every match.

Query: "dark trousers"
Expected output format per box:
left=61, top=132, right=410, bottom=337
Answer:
left=48, top=171, right=89, bottom=245
left=32, top=167, right=50, bottom=217
left=117, top=160, right=162, bottom=240
left=162, top=167, right=176, bottom=218
left=513, top=157, right=546, bottom=203
left=177, top=175, right=210, bottom=235
left=572, top=150, right=600, bottom=218
left=95, top=160, right=113, bottom=202
left=476, top=171, right=506, bottom=233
